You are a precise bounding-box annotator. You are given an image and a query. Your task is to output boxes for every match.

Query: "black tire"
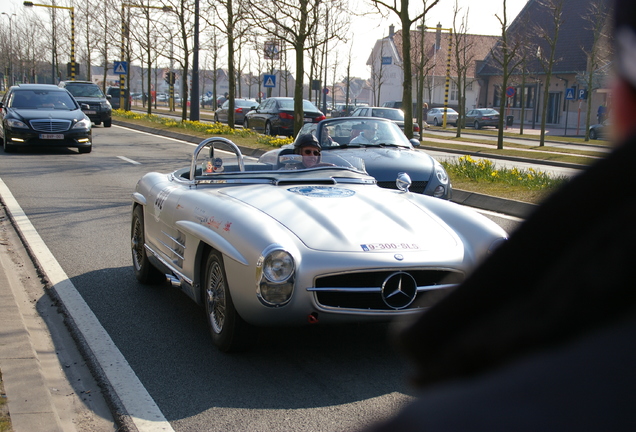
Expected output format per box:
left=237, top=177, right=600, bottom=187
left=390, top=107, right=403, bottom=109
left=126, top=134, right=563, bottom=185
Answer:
left=433, top=118, right=439, bottom=126
left=94, top=121, right=101, bottom=126
left=265, top=121, right=273, bottom=136
left=104, top=118, right=112, bottom=127
left=589, top=129, right=598, bottom=140
left=243, top=118, right=249, bottom=130
left=202, top=250, right=253, bottom=352
left=474, top=120, right=481, bottom=130
left=78, top=145, right=92, bottom=154
left=131, top=205, right=164, bottom=284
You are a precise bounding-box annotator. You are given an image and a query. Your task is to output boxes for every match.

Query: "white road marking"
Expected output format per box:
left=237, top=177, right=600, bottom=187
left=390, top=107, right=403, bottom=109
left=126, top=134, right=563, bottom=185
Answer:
left=117, top=156, right=141, bottom=165
left=0, top=178, right=175, bottom=432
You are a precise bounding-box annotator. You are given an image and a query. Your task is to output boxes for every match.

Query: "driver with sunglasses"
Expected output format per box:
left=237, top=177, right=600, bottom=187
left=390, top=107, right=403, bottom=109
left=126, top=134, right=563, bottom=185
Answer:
left=279, top=134, right=337, bottom=170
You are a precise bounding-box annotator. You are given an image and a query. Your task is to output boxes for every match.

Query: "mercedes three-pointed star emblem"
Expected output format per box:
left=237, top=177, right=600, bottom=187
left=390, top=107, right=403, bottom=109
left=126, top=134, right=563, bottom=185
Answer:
left=381, top=272, right=418, bottom=309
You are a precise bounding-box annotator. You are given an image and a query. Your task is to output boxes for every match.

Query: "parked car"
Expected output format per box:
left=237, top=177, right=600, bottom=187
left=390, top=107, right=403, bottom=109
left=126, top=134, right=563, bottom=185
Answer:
left=243, top=97, right=325, bottom=136
left=106, top=87, right=130, bottom=110
left=331, top=103, right=367, bottom=117
left=589, top=119, right=610, bottom=140
left=58, top=80, right=112, bottom=127
left=259, top=117, right=451, bottom=199
left=382, top=101, right=420, bottom=112
left=465, top=108, right=500, bottom=129
left=214, top=98, right=257, bottom=124
left=350, top=106, right=421, bottom=137
left=427, top=107, right=459, bottom=126
left=0, top=83, right=92, bottom=153
left=131, top=136, right=507, bottom=351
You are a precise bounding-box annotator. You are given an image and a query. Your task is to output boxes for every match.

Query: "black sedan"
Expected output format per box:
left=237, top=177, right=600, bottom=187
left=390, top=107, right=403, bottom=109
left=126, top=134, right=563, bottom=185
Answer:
left=243, top=97, right=325, bottom=136
left=258, top=117, right=452, bottom=199
left=213, top=98, right=257, bottom=124
left=1, top=83, right=93, bottom=153
left=465, top=108, right=500, bottom=129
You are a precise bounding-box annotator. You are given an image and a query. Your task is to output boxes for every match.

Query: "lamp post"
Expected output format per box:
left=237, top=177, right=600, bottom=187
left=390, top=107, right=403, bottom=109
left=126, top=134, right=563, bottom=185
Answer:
left=120, top=2, right=172, bottom=111
left=23, top=1, right=75, bottom=81
left=1, top=13, right=16, bottom=87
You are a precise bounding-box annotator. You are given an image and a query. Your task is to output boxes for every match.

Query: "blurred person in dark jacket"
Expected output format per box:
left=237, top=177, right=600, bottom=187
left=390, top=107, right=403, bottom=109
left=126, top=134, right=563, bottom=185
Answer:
left=361, top=1, right=636, bottom=430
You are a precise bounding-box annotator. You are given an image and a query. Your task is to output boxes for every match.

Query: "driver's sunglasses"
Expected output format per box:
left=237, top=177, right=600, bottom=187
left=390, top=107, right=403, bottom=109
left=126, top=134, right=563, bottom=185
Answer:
left=302, top=149, right=321, bottom=156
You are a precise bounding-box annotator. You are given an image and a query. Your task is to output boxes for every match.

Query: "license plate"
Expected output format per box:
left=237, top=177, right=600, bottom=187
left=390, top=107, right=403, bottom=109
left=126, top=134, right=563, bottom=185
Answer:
left=84, top=110, right=96, bottom=114
left=40, top=134, right=64, bottom=139
left=303, top=117, right=313, bottom=123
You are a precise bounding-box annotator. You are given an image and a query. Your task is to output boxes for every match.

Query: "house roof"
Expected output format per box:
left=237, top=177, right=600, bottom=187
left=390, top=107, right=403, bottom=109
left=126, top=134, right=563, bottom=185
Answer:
left=389, top=29, right=499, bottom=78
left=478, top=0, right=612, bottom=76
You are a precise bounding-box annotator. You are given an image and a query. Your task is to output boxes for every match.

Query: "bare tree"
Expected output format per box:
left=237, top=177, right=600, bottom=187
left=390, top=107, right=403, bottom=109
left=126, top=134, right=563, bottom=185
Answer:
left=535, top=0, right=565, bottom=146
left=489, top=0, right=524, bottom=149
left=371, top=0, right=440, bottom=139
left=162, top=0, right=197, bottom=121
left=451, top=0, right=474, bottom=138
left=206, top=0, right=251, bottom=127
left=581, top=0, right=611, bottom=141
left=369, top=32, right=389, bottom=106
left=247, top=0, right=348, bottom=135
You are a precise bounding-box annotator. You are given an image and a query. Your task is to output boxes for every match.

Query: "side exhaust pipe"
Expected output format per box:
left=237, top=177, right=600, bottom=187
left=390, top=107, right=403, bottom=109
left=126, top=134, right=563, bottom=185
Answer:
left=166, top=274, right=181, bottom=288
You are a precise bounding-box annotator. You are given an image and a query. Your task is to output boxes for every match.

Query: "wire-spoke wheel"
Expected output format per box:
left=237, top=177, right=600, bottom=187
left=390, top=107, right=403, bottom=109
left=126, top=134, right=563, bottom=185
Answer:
left=203, top=250, right=253, bottom=352
left=131, top=206, right=163, bottom=284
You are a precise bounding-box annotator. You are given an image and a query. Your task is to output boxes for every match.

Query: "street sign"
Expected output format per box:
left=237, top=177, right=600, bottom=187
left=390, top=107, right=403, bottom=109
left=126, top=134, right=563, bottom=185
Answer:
left=114, top=61, right=127, bottom=75
left=323, top=87, right=329, bottom=95
left=578, top=89, right=588, bottom=100
left=263, top=74, right=276, bottom=88
left=506, top=86, right=516, bottom=98
left=565, top=88, right=576, bottom=100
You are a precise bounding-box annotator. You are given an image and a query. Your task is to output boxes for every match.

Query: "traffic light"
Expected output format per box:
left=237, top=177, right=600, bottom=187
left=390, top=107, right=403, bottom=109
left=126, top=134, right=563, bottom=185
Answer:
left=67, top=62, right=80, bottom=77
left=164, top=72, right=175, bottom=85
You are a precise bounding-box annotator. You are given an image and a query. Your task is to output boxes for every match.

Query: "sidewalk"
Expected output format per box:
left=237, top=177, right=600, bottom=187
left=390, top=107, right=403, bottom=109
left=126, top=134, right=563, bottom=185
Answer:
left=0, top=204, right=116, bottom=432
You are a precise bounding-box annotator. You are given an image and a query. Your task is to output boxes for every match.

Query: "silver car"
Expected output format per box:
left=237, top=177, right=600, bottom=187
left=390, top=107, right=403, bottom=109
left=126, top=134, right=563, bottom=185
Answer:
left=131, top=137, right=508, bottom=352
left=214, top=98, right=258, bottom=124
left=427, top=107, right=459, bottom=126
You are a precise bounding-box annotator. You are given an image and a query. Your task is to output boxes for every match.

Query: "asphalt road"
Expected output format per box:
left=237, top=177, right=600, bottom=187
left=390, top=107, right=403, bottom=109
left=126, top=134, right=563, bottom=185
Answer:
left=0, top=125, right=541, bottom=431
left=0, top=125, right=417, bottom=431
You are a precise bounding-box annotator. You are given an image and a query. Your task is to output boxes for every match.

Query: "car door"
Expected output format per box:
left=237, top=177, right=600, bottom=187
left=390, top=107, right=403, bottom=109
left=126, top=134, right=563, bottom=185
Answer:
left=250, top=99, right=272, bottom=132
left=218, top=100, right=230, bottom=123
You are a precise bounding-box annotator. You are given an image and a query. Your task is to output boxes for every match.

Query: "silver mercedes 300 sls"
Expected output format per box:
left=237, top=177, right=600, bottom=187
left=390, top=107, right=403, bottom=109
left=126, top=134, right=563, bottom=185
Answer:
left=131, top=137, right=507, bottom=352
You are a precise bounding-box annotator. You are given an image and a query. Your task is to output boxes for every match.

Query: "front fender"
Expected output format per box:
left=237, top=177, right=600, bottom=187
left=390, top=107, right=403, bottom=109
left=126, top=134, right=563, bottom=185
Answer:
left=176, top=220, right=249, bottom=266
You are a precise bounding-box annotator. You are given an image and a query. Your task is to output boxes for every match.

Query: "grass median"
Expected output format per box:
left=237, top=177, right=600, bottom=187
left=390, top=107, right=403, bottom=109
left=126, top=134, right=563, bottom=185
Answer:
left=114, top=110, right=584, bottom=204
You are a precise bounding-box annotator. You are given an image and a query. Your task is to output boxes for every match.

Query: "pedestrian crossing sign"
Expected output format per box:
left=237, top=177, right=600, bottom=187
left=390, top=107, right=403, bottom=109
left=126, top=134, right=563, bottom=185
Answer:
left=264, top=74, right=276, bottom=88
left=565, top=87, right=575, bottom=100
left=114, top=61, right=128, bottom=75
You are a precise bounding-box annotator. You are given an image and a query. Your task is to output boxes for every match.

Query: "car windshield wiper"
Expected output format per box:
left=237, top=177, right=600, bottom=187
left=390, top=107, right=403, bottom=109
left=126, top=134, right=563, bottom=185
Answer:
left=374, top=142, right=405, bottom=148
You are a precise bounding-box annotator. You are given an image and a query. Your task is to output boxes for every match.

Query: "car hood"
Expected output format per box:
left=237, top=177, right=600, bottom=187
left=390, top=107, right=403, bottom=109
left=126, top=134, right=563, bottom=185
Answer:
left=8, top=108, right=84, bottom=122
left=219, top=184, right=459, bottom=253
left=328, top=147, right=434, bottom=181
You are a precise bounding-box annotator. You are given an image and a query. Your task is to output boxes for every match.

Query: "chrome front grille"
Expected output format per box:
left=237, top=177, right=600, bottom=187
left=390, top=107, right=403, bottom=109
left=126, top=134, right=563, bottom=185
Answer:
left=312, top=269, right=464, bottom=311
left=30, top=119, right=72, bottom=133
left=377, top=180, right=428, bottom=194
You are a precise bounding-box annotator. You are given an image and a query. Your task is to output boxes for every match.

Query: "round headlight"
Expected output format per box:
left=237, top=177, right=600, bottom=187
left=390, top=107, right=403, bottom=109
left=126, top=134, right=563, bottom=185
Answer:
left=435, top=162, right=449, bottom=184
left=262, top=249, right=294, bottom=283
